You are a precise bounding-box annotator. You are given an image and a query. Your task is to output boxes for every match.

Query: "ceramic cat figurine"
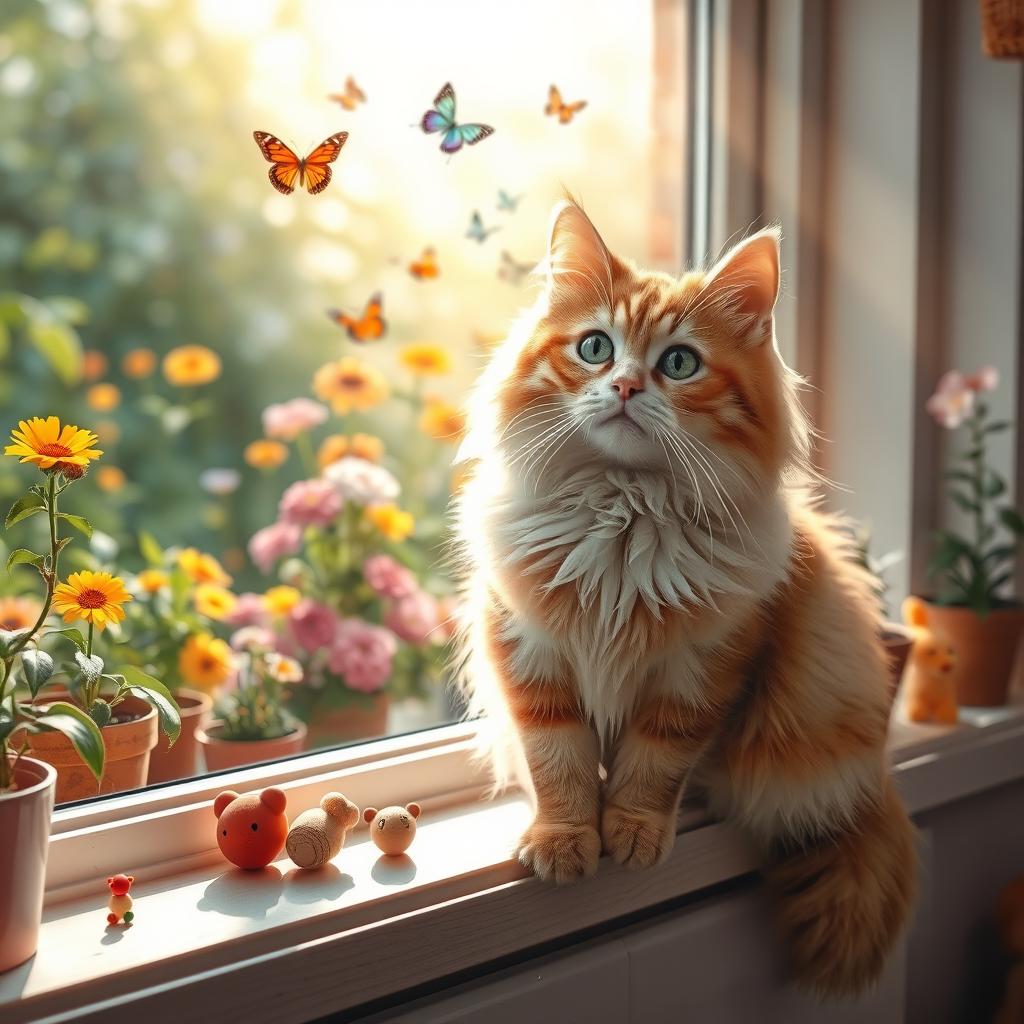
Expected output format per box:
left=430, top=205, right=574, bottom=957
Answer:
left=454, top=200, right=916, bottom=996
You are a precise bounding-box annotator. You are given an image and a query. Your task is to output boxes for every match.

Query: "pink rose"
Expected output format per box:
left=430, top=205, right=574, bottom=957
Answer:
left=966, top=365, right=1000, bottom=393
left=926, top=371, right=975, bottom=429
left=262, top=398, right=329, bottom=441
left=327, top=618, right=396, bottom=693
left=226, top=592, right=269, bottom=628
left=248, top=521, right=302, bottom=574
left=279, top=478, right=343, bottom=528
left=363, top=554, right=416, bottom=599
left=289, top=599, right=341, bottom=652
left=384, top=590, right=439, bottom=645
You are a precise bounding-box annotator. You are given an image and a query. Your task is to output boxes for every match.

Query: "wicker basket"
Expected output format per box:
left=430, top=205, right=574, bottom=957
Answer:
left=980, top=0, right=1024, bottom=58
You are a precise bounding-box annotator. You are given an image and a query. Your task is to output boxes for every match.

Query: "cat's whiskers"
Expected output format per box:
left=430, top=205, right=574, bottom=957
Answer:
left=506, top=413, right=576, bottom=470
left=659, top=429, right=717, bottom=558
left=498, top=400, right=565, bottom=442
left=519, top=415, right=582, bottom=483
left=532, top=413, right=595, bottom=493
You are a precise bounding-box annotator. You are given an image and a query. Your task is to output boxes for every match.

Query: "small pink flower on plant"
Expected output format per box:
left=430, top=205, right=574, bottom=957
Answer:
left=327, top=618, right=397, bottom=693
left=927, top=365, right=1001, bottom=429
left=226, top=592, right=269, bottom=628
left=324, top=456, right=400, bottom=506
left=262, top=398, right=329, bottom=441
left=384, top=590, right=440, bottom=645
left=289, top=598, right=341, bottom=652
left=363, top=554, right=417, bottom=599
left=965, top=365, right=999, bottom=393
left=230, top=625, right=277, bottom=651
left=279, top=478, right=343, bottom=527
left=248, top=521, right=302, bottom=574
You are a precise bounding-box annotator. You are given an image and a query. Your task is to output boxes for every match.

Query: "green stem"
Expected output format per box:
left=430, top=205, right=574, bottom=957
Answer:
left=296, top=432, right=318, bottom=476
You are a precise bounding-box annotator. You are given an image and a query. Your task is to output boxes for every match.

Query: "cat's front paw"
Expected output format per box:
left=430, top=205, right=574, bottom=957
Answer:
left=601, top=804, right=676, bottom=869
left=517, top=820, right=601, bottom=885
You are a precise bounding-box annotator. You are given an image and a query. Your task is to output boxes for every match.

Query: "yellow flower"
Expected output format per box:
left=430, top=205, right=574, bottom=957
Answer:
left=137, top=569, right=169, bottom=594
left=317, top=432, right=384, bottom=468
left=96, top=466, right=126, bottom=492
left=122, top=348, right=157, bottom=379
left=194, top=584, right=237, bottom=621
left=0, top=595, right=42, bottom=632
left=419, top=397, right=467, bottom=441
left=52, top=570, right=132, bottom=631
left=86, top=383, right=121, bottom=412
left=244, top=439, right=288, bottom=469
left=263, top=585, right=301, bottom=616
left=178, top=547, right=232, bottom=587
left=163, top=345, right=221, bottom=387
left=312, top=356, right=388, bottom=414
left=399, top=343, right=451, bottom=376
left=179, top=632, right=233, bottom=692
left=5, top=417, right=103, bottom=479
left=82, top=349, right=108, bottom=382
left=364, top=503, right=415, bottom=541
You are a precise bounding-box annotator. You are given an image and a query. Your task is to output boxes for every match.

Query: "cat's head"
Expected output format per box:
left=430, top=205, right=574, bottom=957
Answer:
left=467, top=200, right=809, bottom=502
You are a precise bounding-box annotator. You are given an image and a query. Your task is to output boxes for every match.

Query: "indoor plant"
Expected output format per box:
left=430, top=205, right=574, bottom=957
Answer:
left=923, top=367, right=1024, bottom=705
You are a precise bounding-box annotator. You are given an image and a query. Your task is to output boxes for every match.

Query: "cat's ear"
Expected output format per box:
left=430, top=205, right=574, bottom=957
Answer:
left=545, top=200, right=612, bottom=297
left=701, top=227, right=781, bottom=341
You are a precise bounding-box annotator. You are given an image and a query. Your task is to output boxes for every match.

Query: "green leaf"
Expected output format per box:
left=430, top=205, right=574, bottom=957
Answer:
left=120, top=665, right=181, bottom=746
left=74, top=651, right=104, bottom=684
left=36, top=702, right=104, bottom=782
left=1000, top=507, right=1024, bottom=536
left=50, top=627, right=87, bottom=653
left=20, top=649, right=54, bottom=697
left=982, top=474, right=1007, bottom=498
left=982, top=544, right=1017, bottom=566
left=982, top=420, right=1012, bottom=435
left=6, top=493, right=46, bottom=529
left=138, top=531, right=165, bottom=568
left=6, top=548, right=44, bottom=573
left=944, top=469, right=977, bottom=489
left=950, top=491, right=981, bottom=515
left=27, top=318, right=83, bottom=385
left=43, top=296, right=89, bottom=326
left=58, top=513, right=93, bottom=539
left=0, top=629, right=31, bottom=656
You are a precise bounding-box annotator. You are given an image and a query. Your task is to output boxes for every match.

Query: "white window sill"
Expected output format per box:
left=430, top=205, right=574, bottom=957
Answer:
left=3, top=705, right=1024, bottom=1023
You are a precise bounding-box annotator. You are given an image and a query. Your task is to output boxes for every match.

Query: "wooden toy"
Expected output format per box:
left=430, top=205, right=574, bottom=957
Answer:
left=106, top=873, right=134, bottom=925
left=214, top=787, right=289, bottom=870
left=364, top=803, right=421, bottom=856
left=900, top=597, right=959, bottom=725
left=286, top=792, right=360, bottom=869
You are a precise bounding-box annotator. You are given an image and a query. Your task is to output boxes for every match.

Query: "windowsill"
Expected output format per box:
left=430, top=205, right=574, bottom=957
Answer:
left=3, top=704, right=1024, bottom=1023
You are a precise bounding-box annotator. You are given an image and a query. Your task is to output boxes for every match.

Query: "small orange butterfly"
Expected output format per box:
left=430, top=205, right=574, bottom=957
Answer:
left=545, top=85, right=587, bottom=124
left=409, top=247, right=440, bottom=280
left=253, top=130, right=349, bottom=196
left=328, top=77, right=367, bottom=112
left=326, top=293, right=386, bottom=343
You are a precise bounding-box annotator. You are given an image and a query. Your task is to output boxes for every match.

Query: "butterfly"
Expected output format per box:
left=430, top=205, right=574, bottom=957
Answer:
left=497, top=189, right=523, bottom=212
left=326, top=293, right=386, bottom=343
left=327, top=76, right=366, bottom=111
left=253, top=130, right=348, bottom=195
left=545, top=85, right=587, bottom=124
left=408, top=247, right=440, bottom=280
left=420, top=82, right=494, bottom=154
left=466, top=211, right=499, bottom=244
left=498, top=251, right=534, bottom=286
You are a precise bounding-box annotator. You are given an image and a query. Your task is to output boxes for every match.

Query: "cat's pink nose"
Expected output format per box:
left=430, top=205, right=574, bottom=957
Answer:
left=612, top=375, right=644, bottom=400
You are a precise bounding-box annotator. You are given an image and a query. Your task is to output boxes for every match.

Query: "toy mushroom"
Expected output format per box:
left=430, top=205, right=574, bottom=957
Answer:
left=286, top=792, right=360, bottom=869
left=364, top=803, right=421, bottom=856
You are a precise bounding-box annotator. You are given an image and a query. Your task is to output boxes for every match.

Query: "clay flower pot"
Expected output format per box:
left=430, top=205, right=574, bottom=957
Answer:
left=197, top=720, right=307, bottom=772
left=147, top=688, right=212, bottom=785
left=0, top=756, right=56, bottom=973
left=304, top=694, right=390, bottom=749
left=27, top=693, right=158, bottom=804
left=880, top=623, right=915, bottom=705
left=919, top=601, right=1024, bottom=706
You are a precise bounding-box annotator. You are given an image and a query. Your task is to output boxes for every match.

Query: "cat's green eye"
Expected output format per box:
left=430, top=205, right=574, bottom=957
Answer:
left=658, top=345, right=701, bottom=380
left=577, top=331, right=613, bottom=365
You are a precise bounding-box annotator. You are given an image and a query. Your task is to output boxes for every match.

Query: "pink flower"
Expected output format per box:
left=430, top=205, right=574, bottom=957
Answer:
left=324, top=456, right=400, bottom=506
left=327, top=618, right=396, bottom=693
left=230, top=625, right=277, bottom=651
left=363, top=554, right=416, bottom=599
left=226, top=592, right=269, bottom=628
left=248, top=521, right=302, bottom=574
left=279, top=478, right=343, bottom=528
left=384, top=590, right=440, bottom=645
left=262, top=398, right=329, bottom=441
left=966, top=364, right=1000, bottom=393
left=927, top=371, right=975, bottom=429
left=289, top=599, right=341, bottom=652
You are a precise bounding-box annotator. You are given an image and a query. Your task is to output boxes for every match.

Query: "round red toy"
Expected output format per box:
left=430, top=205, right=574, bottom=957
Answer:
left=214, top=787, right=289, bottom=870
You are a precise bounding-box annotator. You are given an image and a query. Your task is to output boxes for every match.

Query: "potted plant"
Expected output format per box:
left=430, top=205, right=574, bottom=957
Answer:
left=921, top=367, right=1024, bottom=705
left=196, top=642, right=306, bottom=770
left=3, top=416, right=181, bottom=802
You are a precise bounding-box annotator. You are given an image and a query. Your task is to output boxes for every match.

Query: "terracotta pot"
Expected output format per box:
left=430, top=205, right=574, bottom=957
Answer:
left=919, top=601, right=1024, bottom=706
left=0, top=757, right=56, bottom=973
left=26, top=694, right=158, bottom=804
left=880, top=623, right=915, bottom=705
left=304, top=693, right=390, bottom=749
left=147, top=688, right=212, bottom=785
left=197, top=721, right=307, bottom=772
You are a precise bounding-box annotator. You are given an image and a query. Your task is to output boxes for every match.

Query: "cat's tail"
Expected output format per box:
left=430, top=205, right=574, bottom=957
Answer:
left=763, top=780, right=917, bottom=997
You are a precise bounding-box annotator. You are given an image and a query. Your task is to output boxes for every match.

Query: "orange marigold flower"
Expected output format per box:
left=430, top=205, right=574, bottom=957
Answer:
left=194, top=584, right=237, bottom=621
left=52, top=570, right=132, bottom=630
left=82, top=349, right=108, bottom=382
left=95, top=465, right=126, bottom=492
left=364, top=503, right=415, bottom=541
left=86, top=383, right=121, bottom=412
left=0, top=595, right=42, bottom=633
left=137, top=569, right=169, bottom=594
left=163, top=345, right=222, bottom=387
left=178, top=547, right=232, bottom=587
left=5, top=417, right=103, bottom=479
left=179, top=632, right=233, bottom=692
left=419, top=397, right=467, bottom=441
left=399, top=343, right=451, bottom=376
left=244, top=439, right=288, bottom=470
left=317, top=432, right=384, bottom=469
left=122, top=348, right=157, bottom=379
left=263, top=585, right=301, bottom=616
left=312, top=356, right=388, bottom=415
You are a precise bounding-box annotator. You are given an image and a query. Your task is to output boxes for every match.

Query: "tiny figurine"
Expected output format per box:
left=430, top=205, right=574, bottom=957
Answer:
left=106, top=873, right=135, bottom=925
left=286, top=792, right=360, bottom=869
left=214, top=787, right=289, bottom=870
left=364, top=803, right=421, bottom=856
left=900, top=597, right=959, bottom=725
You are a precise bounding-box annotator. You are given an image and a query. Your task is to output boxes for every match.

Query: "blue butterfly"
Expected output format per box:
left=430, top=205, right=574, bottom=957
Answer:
left=497, top=189, right=523, bottom=212
left=420, top=82, right=495, bottom=154
left=466, top=211, right=499, bottom=244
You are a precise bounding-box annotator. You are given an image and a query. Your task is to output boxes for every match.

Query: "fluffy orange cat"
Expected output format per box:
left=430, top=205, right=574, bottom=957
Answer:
left=454, top=200, right=916, bottom=996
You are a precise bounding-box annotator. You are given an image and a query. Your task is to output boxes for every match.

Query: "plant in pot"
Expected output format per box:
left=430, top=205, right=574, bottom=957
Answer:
left=3, top=416, right=181, bottom=804
left=920, top=366, right=1024, bottom=706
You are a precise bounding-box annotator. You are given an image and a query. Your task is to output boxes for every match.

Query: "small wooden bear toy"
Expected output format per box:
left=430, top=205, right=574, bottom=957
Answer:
left=901, top=596, right=959, bottom=725
left=106, top=873, right=134, bottom=925
left=286, top=792, right=360, bottom=869
left=364, top=803, right=421, bottom=856
left=214, top=787, right=289, bottom=870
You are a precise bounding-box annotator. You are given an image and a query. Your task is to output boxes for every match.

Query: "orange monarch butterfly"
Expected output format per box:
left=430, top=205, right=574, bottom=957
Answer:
left=253, top=130, right=349, bottom=196
left=545, top=85, right=587, bottom=124
left=328, top=77, right=367, bottom=111
left=326, top=293, right=386, bottom=343
left=409, top=247, right=440, bottom=280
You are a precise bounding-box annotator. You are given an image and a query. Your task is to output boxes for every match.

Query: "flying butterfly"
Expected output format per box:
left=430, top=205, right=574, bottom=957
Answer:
left=409, top=247, right=440, bottom=280
left=327, top=76, right=367, bottom=111
left=326, top=293, right=386, bottom=343
left=253, top=130, right=349, bottom=196
left=498, top=251, right=534, bottom=286
left=497, top=189, right=523, bottom=213
left=466, top=211, right=500, bottom=244
left=420, top=82, right=494, bottom=154
left=545, top=85, right=587, bottom=125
